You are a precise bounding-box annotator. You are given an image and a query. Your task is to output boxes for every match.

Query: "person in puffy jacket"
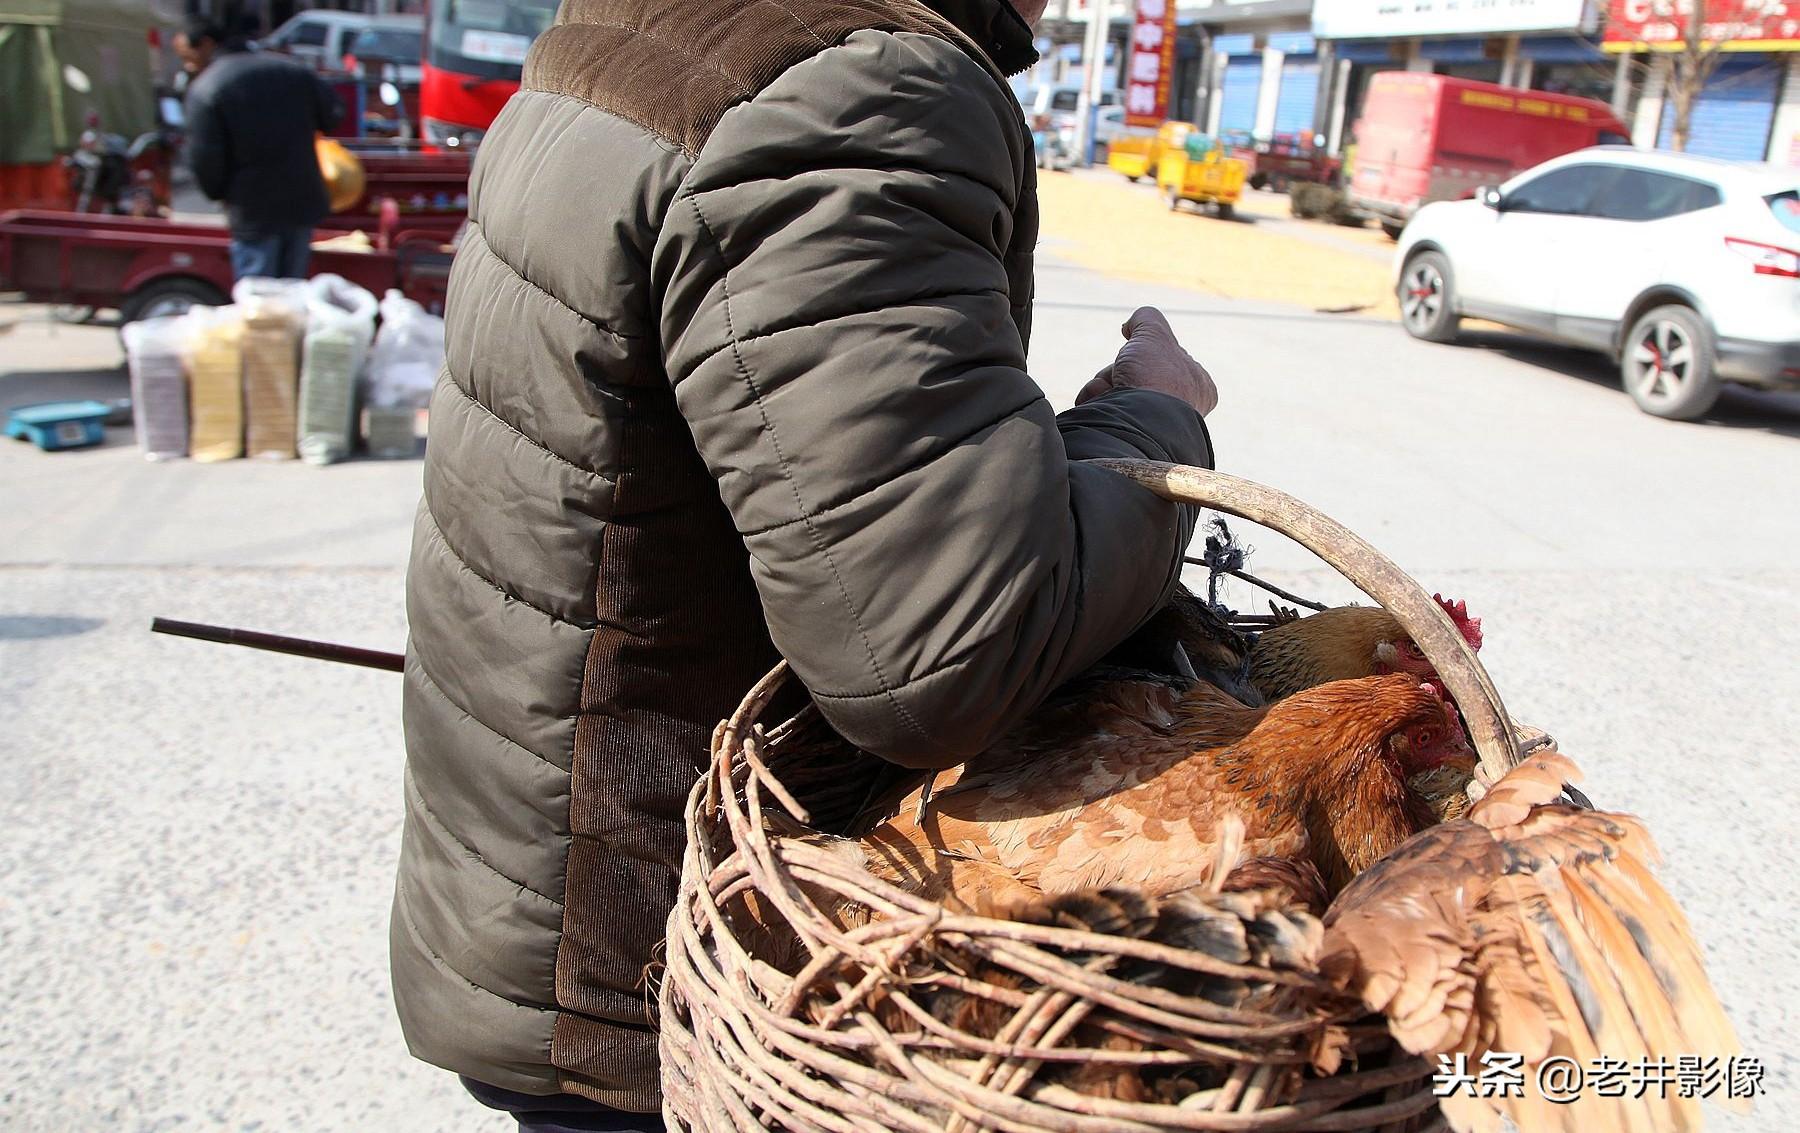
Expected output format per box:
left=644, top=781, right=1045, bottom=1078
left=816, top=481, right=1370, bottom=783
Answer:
left=393, top=0, right=1220, bottom=1129
left=176, top=21, right=342, bottom=280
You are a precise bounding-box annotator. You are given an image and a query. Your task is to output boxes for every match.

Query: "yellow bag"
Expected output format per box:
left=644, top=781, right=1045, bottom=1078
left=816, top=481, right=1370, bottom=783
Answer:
left=183, top=306, right=246, bottom=462
left=315, top=135, right=366, bottom=214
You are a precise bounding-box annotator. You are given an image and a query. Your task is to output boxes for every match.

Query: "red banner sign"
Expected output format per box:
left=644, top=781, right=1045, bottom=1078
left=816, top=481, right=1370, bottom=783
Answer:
left=1603, top=0, right=1800, bottom=51
left=1125, top=0, right=1181, bottom=127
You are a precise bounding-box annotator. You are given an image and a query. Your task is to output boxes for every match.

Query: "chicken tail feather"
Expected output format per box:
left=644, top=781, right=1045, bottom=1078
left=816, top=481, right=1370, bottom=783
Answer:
left=1322, top=753, right=1742, bottom=1133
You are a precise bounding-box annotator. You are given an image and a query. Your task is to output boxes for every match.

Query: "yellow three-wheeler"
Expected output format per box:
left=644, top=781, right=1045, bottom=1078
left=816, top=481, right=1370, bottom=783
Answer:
left=1107, top=121, right=1247, bottom=218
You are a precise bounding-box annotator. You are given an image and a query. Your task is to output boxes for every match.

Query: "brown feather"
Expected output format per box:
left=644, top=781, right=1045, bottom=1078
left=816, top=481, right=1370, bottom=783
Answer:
left=859, top=673, right=1452, bottom=909
left=1322, top=754, right=1741, bottom=1133
left=750, top=659, right=1735, bottom=1129
left=1247, top=605, right=1411, bottom=702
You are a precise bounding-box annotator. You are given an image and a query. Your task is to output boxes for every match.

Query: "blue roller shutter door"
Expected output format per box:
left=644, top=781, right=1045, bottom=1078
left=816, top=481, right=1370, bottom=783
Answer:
left=1274, top=57, right=1319, bottom=139
left=1219, top=58, right=1263, bottom=135
left=1657, top=57, right=1779, bottom=162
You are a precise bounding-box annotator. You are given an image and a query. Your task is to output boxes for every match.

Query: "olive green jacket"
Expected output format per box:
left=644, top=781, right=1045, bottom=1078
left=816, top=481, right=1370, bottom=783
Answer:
left=393, top=0, right=1213, bottom=1110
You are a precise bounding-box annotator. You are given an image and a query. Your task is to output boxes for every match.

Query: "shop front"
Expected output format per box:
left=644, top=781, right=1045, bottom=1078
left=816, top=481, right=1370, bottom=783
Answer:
left=1186, top=0, right=1320, bottom=141
left=1270, top=31, right=1321, bottom=137
left=1311, top=0, right=1602, bottom=151
left=1520, top=34, right=1619, bottom=103
left=1605, top=0, right=1798, bottom=163
left=1028, top=2, right=1208, bottom=123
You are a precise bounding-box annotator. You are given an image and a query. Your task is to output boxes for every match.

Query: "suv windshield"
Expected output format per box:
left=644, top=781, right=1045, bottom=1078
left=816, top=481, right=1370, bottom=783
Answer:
left=1769, top=191, right=1800, bottom=234
left=427, top=0, right=558, bottom=82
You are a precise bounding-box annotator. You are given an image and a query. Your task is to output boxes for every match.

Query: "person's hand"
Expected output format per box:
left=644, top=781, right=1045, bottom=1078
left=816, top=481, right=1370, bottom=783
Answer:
left=1076, top=306, right=1218, bottom=418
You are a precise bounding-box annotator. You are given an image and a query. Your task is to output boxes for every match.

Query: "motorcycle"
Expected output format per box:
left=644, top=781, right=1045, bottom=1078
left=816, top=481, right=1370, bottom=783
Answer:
left=63, top=103, right=179, bottom=216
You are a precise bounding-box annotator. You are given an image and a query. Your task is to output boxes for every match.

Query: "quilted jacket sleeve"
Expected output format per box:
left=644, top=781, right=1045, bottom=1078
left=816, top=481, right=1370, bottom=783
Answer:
left=655, top=29, right=1213, bottom=768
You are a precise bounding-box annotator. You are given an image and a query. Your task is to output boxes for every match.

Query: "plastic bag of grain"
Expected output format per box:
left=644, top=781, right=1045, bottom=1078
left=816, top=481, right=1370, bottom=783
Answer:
left=121, top=315, right=192, bottom=460
left=297, top=274, right=378, bottom=465
left=233, top=277, right=309, bottom=460
left=181, top=305, right=245, bottom=462
left=362, top=290, right=443, bottom=459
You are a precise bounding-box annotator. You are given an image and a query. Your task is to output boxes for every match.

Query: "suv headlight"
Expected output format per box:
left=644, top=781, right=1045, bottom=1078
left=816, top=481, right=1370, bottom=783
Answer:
left=422, top=117, right=486, bottom=150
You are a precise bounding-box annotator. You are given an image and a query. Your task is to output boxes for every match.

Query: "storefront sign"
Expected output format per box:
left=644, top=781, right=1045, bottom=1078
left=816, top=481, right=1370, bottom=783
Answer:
left=1125, top=0, right=1181, bottom=126
left=1603, top=0, right=1800, bottom=51
left=1312, top=0, right=1591, bottom=39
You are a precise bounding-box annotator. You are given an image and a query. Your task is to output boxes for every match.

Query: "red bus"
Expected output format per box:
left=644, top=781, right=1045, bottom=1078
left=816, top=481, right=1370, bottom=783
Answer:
left=420, top=0, right=558, bottom=150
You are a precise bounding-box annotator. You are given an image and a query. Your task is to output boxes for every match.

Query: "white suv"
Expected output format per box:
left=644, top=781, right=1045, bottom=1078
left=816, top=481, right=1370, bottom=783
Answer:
left=1396, top=148, right=1800, bottom=419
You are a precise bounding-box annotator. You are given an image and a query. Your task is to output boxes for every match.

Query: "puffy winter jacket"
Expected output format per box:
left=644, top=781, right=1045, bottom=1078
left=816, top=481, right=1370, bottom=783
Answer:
left=183, top=49, right=340, bottom=236
left=393, top=0, right=1214, bottom=1111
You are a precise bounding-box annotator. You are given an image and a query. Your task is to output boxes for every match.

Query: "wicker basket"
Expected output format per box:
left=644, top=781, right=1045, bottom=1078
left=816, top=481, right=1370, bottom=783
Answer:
left=659, top=460, right=1531, bottom=1133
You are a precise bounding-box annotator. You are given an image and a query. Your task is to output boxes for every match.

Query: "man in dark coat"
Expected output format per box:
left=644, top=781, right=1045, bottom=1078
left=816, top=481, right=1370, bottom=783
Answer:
left=175, top=21, right=343, bottom=280
left=394, top=0, right=1219, bottom=1128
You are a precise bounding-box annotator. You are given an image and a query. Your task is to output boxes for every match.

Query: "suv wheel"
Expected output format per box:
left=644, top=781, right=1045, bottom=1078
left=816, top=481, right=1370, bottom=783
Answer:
left=1399, top=251, right=1459, bottom=343
left=1621, top=305, right=1720, bottom=421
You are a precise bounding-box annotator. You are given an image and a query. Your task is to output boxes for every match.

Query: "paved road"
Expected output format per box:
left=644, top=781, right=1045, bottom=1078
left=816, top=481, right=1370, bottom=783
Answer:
left=3, top=251, right=1796, bottom=1130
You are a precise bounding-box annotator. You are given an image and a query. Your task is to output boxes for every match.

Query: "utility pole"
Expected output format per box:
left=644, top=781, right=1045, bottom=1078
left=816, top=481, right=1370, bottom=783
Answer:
left=1074, top=0, right=1111, bottom=165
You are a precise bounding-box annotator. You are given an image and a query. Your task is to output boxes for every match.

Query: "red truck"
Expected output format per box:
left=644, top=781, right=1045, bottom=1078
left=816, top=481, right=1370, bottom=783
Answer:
left=1347, top=73, right=1631, bottom=238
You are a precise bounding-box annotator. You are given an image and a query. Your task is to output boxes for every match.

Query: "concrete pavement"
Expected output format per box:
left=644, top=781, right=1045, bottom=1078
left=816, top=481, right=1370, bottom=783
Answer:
left=4, top=242, right=1798, bottom=1130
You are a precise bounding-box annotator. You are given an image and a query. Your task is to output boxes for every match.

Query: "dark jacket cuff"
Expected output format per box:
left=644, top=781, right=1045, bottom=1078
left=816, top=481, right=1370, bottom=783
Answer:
left=1056, top=387, right=1214, bottom=470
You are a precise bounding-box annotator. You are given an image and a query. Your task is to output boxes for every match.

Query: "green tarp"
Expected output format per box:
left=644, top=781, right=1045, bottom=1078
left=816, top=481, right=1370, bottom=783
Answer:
left=0, top=0, right=170, bottom=163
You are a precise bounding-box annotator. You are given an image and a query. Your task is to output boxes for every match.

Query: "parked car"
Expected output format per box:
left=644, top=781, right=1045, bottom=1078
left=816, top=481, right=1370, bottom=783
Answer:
left=1019, top=85, right=1122, bottom=123
left=1015, top=86, right=1128, bottom=166
left=1092, top=105, right=1131, bottom=160
left=261, top=12, right=423, bottom=75
left=1396, top=148, right=1800, bottom=420
left=260, top=10, right=381, bottom=70
left=344, top=19, right=425, bottom=83
left=1014, top=85, right=1123, bottom=146
left=1350, top=73, right=1630, bottom=239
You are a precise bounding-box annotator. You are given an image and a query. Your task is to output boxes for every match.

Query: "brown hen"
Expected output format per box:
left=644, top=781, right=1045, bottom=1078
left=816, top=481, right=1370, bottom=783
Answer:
left=762, top=669, right=1736, bottom=1132
left=838, top=741, right=1738, bottom=1132
left=1246, top=594, right=1484, bottom=703
left=855, top=670, right=1473, bottom=910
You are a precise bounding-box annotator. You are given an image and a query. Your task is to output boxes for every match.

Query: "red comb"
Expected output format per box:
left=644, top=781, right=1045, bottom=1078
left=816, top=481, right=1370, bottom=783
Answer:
left=1433, top=594, right=1483, bottom=651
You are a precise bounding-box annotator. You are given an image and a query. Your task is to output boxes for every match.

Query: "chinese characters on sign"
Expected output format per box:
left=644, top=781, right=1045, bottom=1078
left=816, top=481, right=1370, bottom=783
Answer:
left=1603, top=0, right=1800, bottom=50
left=1434, top=1053, right=1766, bottom=1103
left=1125, top=0, right=1180, bottom=128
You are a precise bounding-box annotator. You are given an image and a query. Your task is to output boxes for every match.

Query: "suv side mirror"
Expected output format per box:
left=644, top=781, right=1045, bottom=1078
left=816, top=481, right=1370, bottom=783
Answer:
left=1478, top=185, right=1504, bottom=210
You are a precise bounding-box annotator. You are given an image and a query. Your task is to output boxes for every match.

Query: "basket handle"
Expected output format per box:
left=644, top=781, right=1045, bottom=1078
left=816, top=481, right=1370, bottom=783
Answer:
left=1088, top=458, right=1521, bottom=779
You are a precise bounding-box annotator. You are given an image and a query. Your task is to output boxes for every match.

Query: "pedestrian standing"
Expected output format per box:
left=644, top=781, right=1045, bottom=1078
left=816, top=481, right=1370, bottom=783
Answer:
left=393, top=0, right=1219, bottom=1129
left=175, top=21, right=343, bottom=280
